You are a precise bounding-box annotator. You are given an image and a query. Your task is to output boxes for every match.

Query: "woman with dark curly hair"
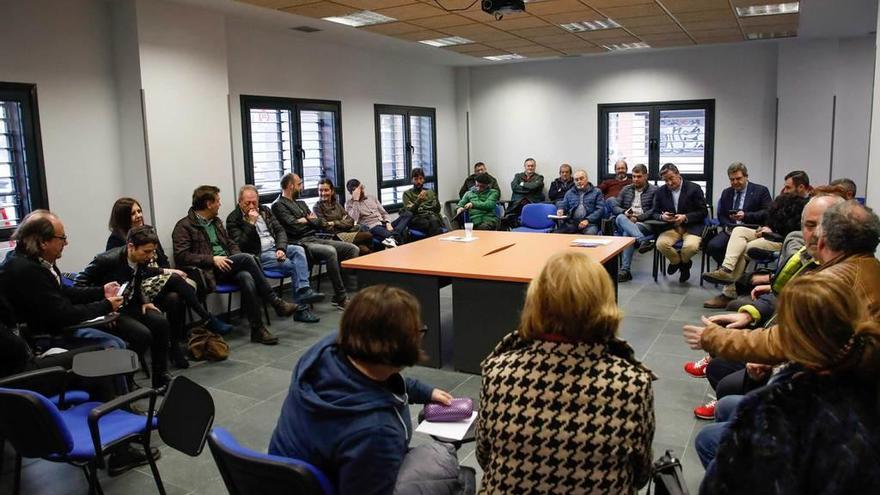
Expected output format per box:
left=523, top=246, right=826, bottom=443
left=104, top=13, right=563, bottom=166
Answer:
left=312, top=179, right=374, bottom=255
left=106, top=197, right=232, bottom=367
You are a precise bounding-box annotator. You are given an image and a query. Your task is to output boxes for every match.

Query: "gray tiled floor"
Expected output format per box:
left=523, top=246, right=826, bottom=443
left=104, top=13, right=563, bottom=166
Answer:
left=2, top=253, right=728, bottom=494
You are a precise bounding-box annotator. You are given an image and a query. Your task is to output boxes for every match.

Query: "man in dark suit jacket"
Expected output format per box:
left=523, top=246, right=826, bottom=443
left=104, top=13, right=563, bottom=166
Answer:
left=706, top=163, right=772, bottom=266
left=652, top=163, right=708, bottom=282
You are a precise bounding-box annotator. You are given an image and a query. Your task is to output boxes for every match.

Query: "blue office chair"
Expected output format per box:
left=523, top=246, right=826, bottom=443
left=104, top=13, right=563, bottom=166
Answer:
left=0, top=367, right=162, bottom=495
left=512, top=203, right=556, bottom=233
left=208, top=427, right=335, bottom=495
left=215, top=281, right=271, bottom=326
left=408, top=226, right=448, bottom=240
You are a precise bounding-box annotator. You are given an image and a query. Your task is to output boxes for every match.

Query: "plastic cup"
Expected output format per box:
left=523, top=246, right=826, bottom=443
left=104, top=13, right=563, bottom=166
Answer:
left=464, top=222, right=474, bottom=239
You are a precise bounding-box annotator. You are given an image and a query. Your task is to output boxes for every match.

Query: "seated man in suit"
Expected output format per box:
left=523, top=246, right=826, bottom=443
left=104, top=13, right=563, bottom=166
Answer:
left=226, top=184, right=323, bottom=323
left=555, top=169, right=604, bottom=235
left=652, top=163, right=708, bottom=283
left=705, top=162, right=772, bottom=268
left=457, top=173, right=500, bottom=230
left=611, top=164, right=657, bottom=282
left=547, top=163, right=574, bottom=202
left=459, top=162, right=500, bottom=199
left=173, top=185, right=298, bottom=345
left=2, top=210, right=125, bottom=352
left=401, top=168, right=444, bottom=237
left=597, top=159, right=633, bottom=199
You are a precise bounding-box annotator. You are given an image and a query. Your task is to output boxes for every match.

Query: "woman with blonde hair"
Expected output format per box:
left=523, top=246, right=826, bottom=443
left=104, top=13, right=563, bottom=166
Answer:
left=702, top=273, right=880, bottom=494
left=477, top=251, right=655, bottom=494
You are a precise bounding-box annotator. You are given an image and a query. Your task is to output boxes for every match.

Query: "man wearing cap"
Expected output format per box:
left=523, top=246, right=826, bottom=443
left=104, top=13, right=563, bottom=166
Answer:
left=456, top=173, right=500, bottom=230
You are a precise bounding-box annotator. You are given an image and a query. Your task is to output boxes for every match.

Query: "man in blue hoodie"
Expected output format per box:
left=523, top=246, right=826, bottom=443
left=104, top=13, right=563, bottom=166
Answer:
left=556, top=169, right=606, bottom=235
left=269, top=285, right=453, bottom=494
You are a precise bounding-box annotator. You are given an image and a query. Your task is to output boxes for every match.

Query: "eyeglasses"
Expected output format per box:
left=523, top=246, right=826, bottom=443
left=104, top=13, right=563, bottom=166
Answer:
left=419, top=325, right=428, bottom=336
left=53, top=235, right=67, bottom=241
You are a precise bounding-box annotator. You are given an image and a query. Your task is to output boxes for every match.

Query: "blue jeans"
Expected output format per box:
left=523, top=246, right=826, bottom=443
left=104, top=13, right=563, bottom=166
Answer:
left=260, top=245, right=310, bottom=291
left=615, top=214, right=650, bottom=272
left=66, top=327, right=127, bottom=350
left=695, top=395, right=743, bottom=468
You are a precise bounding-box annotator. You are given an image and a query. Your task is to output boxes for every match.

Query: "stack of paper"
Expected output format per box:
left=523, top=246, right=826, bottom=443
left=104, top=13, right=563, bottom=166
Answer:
left=415, top=411, right=477, bottom=441
left=570, top=238, right=612, bottom=247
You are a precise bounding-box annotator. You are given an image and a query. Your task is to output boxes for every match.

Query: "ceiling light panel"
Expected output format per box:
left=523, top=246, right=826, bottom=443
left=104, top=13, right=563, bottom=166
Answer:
left=603, top=42, right=650, bottom=51
left=560, top=18, right=620, bottom=33
left=746, top=31, right=796, bottom=40
left=323, top=11, right=397, bottom=27
left=736, top=2, right=799, bottom=18
left=419, top=36, right=474, bottom=47
left=483, top=54, right=526, bottom=61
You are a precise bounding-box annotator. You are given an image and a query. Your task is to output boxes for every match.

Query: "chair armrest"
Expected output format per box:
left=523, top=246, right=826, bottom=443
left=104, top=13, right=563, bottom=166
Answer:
left=762, top=232, right=784, bottom=243
left=87, top=387, right=158, bottom=459
left=0, top=366, right=69, bottom=391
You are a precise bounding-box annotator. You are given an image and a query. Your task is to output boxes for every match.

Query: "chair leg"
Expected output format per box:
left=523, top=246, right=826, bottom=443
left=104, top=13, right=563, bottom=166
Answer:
left=13, top=452, right=21, bottom=495
left=143, top=438, right=167, bottom=495
left=263, top=300, right=271, bottom=327
left=226, top=293, right=233, bottom=322
left=90, top=461, right=105, bottom=495
left=316, top=264, right=324, bottom=292
left=139, top=352, right=151, bottom=379
left=652, top=247, right=659, bottom=282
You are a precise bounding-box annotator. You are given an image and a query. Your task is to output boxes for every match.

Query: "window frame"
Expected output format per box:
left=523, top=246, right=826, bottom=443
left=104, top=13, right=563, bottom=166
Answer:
left=373, top=104, right=438, bottom=212
left=0, top=82, right=49, bottom=241
left=240, top=95, right=345, bottom=205
left=598, top=99, right=715, bottom=200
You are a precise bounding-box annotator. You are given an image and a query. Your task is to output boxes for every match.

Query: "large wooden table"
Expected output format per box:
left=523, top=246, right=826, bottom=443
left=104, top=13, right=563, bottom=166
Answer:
left=341, top=231, right=633, bottom=373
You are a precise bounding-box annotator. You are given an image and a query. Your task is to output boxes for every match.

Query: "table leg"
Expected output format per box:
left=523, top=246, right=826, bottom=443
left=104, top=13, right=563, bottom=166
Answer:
left=452, top=279, right=527, bottom=374
left=356, top=271, right=446, bottom=368
left=604, top=254, right=619, bottom=302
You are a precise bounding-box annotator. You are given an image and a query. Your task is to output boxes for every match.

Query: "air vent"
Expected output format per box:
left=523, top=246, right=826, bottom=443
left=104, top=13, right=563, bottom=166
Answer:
left=291, top=26, right=321, bottom=33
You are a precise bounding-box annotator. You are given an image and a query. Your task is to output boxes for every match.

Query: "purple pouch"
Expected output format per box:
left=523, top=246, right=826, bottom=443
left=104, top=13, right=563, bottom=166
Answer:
left=423, top=397, right=473, bottom=422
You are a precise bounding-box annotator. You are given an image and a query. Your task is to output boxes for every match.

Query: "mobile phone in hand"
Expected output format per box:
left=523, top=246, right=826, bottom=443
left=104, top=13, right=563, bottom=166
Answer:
left=116, top=282, right=129, bottom=297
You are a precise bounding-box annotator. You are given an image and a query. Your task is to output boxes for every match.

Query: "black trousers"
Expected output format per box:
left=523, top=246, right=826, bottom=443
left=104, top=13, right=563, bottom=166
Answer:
left=706, top=230, right=731, bottom=266
left=216, top=253, right=276, bottom=329
left=409, top=214, right=444, bottom=237
left=112, top=310, right=169, bottom=376
left=153, top=273, right=211, bottom=345
left=707, top=358, right=766, bottom=398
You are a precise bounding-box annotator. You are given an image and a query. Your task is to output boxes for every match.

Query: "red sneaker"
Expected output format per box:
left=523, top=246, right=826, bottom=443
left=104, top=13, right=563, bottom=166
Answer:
left=684, top=356, right=711, bottom=378
left=694, top=399, right=717, bottom=420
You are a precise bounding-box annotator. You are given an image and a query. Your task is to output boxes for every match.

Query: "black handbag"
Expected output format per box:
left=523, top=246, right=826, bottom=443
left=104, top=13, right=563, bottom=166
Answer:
left=647, top=450, right=690, bottom=495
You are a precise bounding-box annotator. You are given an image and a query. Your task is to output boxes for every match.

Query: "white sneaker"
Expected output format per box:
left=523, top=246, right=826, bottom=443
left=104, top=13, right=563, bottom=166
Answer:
left=381, top=238, right=398, bottom=248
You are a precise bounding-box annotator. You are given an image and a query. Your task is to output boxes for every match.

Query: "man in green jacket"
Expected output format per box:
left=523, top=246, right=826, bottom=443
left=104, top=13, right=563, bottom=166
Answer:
left=402, top=168, right=443, bottom=237
left=456, top=173, right=500, bottom=230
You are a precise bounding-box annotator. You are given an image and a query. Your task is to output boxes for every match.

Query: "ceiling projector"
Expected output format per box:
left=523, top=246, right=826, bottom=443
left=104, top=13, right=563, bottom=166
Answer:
left=481, top=0, right=525, bottom=19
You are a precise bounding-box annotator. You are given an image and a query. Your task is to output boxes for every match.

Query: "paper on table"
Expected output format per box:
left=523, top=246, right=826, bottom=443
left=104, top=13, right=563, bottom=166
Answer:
left=415, top=411, right=477, bottom=441
left=547, top=214, right=568, bottom=219
left=439, top=236, right=479, bottom=242
left=570, top=238, right=613, bottom=247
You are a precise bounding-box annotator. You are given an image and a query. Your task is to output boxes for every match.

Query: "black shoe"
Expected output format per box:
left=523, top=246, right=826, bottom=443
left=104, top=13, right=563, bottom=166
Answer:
left=293, top=307, right=320, bottom=323
left=169, top=344, right=189, bottom=369
left=152, top=371, right=173, bottom=391
left=293, top=287, right=325, bottom=305
left=637, top=240, right=655, bottom=254
left=617, top=270, right=633, bottom=283
left=679, top=261, right=693, bottom=283
left=107, top=444, right=161, bottom=477
left=331, top=295, right=347, bottom=310
left=667, top=263, right=680, bottom=275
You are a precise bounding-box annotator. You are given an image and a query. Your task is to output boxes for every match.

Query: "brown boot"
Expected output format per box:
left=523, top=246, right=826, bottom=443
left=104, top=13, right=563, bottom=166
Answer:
left=703, top=294, right=734, bottom=309
left=251, top=326, right=279, bottom=345
left=271, top=298, right=297, bottom=317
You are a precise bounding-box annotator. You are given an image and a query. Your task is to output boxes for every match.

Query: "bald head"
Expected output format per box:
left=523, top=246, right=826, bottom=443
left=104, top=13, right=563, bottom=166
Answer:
left=802, top=195, right=844, bottom=257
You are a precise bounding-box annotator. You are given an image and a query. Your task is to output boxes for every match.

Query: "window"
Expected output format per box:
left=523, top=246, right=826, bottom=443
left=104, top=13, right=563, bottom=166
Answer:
left=0, top=83, right=48, bottom=241
left=241, top=96, right=343, bottom=208
left=599, top=100, right=715, bottom=199
left=374, top=105, right=437, bottom=210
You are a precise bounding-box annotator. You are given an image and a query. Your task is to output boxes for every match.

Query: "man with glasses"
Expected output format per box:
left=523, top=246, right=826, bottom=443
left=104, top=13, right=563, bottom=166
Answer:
left=652, top=163, right=708, bottom=283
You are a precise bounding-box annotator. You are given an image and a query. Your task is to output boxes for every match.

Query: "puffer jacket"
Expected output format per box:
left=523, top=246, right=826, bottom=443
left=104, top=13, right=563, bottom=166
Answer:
left=556, top=183, right=606, bottom=225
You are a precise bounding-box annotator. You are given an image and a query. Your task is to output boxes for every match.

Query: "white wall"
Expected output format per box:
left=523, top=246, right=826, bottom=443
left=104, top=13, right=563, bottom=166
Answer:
left=465, top=43, right=780, bottom=205
left=136, top=0, right=234, bottom=251
left=867, top=12, right=880, bottom=210
left=776, top=37, right=874, bottom=191
left=0, top=0, right=125, bottom=269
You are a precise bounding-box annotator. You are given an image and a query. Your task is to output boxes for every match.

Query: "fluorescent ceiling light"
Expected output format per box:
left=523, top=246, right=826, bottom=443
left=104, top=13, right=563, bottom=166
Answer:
left=736, top=2, right=799, bottom=17
left=483, top=54, right=525, bottom=61
left=322, top=11, right=396, bottom=27
left=747, top=31, right=796, bottom=40
left=560, top=19, right=620, bottom=33
left=603, top=42, right=650, bottom=51
left=419, top=36, right=474, bottom=47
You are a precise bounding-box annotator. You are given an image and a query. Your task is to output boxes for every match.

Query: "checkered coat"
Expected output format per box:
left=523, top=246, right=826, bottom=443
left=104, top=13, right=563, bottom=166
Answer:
left=476, top=332, right=655, bottom=494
